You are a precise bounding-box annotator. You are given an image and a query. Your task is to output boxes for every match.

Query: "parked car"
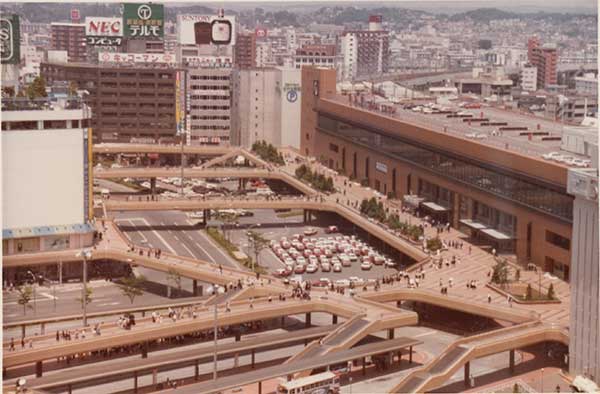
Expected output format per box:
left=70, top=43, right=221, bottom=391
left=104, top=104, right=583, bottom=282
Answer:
left=333, top=263, right=342, bottom=273
left=306, top=264, right=318, bottom=273
left=304, top=228, right=318, bottom=236
left=360, top=261, right=373, bottom=270
left=321, top=262, right=331, bottom=272
left=325, top=225, right=339, bottom=234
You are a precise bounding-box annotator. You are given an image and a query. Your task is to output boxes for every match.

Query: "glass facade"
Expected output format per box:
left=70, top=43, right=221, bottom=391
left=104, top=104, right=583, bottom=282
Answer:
left=318, top=113, right=573, bottom=222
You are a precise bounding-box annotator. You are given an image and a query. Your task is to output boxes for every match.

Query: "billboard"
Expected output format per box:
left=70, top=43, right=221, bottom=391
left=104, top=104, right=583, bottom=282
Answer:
left=1, top=14, right=20, bottom=64
left=255, top=27, right=267, bottom=38
left=123, top=3, right=164, bottom=39
left=182, top=55, right=232, bottom=68
left=175, top=71, right=186, bottom=134
left=178, top=15, right=236, bottom=46
left=85, top=17, right=123, bottom=46
left=98, top=52, right=176, bottom=65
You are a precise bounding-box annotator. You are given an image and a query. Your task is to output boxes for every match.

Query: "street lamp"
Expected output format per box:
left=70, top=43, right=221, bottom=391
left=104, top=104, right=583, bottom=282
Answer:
left=541, top=367, right=544, bottom=393
left=76, top=249, right=92, bottom=327
left=246, top=224, right=262, bottom=272
left=207, top=284, right=225, bottom=380
left=26, top=271, right=36, bottom=315
left=178, top=130, right=188, bottom=197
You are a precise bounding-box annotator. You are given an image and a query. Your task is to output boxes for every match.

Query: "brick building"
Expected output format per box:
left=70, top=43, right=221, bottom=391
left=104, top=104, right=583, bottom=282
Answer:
left=528, top=37, right=558, bottom=88
left=234, top=33, right=256, bottom=69
left=50, top=23, right=87, bottom=63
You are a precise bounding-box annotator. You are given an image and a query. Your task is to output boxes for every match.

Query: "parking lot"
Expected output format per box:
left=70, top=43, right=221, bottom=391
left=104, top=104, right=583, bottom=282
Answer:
left=223, top=210, right=403, bottom=286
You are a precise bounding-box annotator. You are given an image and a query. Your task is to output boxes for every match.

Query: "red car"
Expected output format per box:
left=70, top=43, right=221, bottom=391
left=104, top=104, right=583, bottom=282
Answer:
left=294, top=265, right=306, bottom=274
left=325, top=225, right=339, bottom=234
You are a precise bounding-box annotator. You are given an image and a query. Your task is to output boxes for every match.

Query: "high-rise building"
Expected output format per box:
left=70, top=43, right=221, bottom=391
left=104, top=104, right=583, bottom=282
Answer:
left=293, top=44, right=341, bottom=74
left=568, top=142, right=599, bottom=385
left=520, top=63, right=538, bottom=92
left=50, top=23, right=87, bottom=63
left=1, top=94, right=94, bottom=272
left=231, top=67, right=301, bottom=148
left=235, top=33, right=256, bottom=69
left=341, top=15, right=390, bottom=81
left=41, top=62, right=180, bottom=143
left=528, top=37, right=558, bottom=88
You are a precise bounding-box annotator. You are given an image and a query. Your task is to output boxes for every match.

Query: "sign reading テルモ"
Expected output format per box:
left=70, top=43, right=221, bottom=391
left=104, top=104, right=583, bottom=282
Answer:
left=1, top=14, right=20, bottom=64
left=123, top=3, right=164, bottom=39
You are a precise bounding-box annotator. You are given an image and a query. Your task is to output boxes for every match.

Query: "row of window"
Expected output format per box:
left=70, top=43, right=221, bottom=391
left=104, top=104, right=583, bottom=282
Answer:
left=190, top=95, right=229, bottom=101
left=191, top=115, right=230, bottom=120
left=190, top=75, right=230, bottom=81
left=189, top=105, right=230, bottom=110
left=190, top=85, right=230, bottom=91
left=190, top=125, right=230, bottom=130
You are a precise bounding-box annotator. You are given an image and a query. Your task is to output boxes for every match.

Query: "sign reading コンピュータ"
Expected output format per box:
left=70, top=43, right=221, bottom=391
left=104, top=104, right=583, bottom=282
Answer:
left=85, top=17, right=123, bottom=46
left=123, top=3, right=164, bottom=39
left=1, top=14, right=20, bottom=64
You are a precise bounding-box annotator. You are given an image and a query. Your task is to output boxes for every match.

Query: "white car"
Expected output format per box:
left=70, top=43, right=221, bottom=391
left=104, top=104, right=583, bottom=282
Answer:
left=385, top=260, right=397, bottom=268
left=335, top=279, right=350, bottom=287
left=348, top=253, right=358, bottom=262
left=331, top=257, right=341, bottom=266
left=349, top=276, right=365, bottom=286
left=309, top=255, right=318, bottom=264
left=321, top=262, right=331, bottom=272
left=306, top=264, right=318, bottom=273
left=360, top=261, right=373, bottom=270
left=284, top=257, right=294, bottom=266
left=296, top=256, right=306, bottom=265
left=333, top=263, right=342, bottom=273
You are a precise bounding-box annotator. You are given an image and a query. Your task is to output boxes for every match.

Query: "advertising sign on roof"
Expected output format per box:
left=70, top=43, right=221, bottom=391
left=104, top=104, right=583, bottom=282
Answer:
left=177, top=14, right=236, bottom=46
left=1, top=14, right=20, bottom=64
left=98, top=52, right=176, bottom=65
left=85, top=17, right=123, bottom=46
left=123, top=3, right=164, bottom=39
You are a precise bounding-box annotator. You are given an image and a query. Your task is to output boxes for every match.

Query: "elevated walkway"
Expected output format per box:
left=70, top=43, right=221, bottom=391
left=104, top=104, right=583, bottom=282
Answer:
left=389, top=322, right=569, bottom=393
left=93, top=144, right=231, bottom=156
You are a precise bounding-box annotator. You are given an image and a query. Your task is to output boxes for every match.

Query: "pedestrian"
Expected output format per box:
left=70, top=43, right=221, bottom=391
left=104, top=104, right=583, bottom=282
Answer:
left=219, top=264, right=223, bottom=275
left=56, top=331, right=60, bottom=342
left=487, top=294, right=492, bottom=303
left=9, top=338, right=14, bottom=351
left=21, top=337, right=25, bottom=349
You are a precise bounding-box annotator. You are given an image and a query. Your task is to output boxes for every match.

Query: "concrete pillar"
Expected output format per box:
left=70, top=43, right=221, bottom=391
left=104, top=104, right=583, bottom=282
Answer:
left=387, top=352, right=394, bottom=369
left=305, top=312, right=311, bottom=327
left=509, top=349, right=515, bottom=373
left=36, top=361, right=43, bottom=377
left=332, top=314, right=338, bottom=324
left=134, top=370, right=138, bottom=393
left=235, top=331, right=241, bottom=341
left=152, top=369, right=158, bottom=385
left=21, top=325, right=25, bottom=339
left=68, top=384, right=72, bottom=394
left=281, top=316, right=285, bottom=327
left=398, top=350, right=402, bottom=365
left=193, top=280, right=198, bottom=296
left=409, top=346, right=413, bottom=364
left=258, top=381, right=262, bottom=394
left=41, top=323, right=45, bottom=335
left=388, top=329, right=394, bottom=340
left=142, top=341, right=148, bottom=358
left=464, top=361, right=470, bottom=387
left=58, top=261, right=63, bottom=284
left=251, top=349, right=256, bottom=368
left=396, top=300, right=401, bottom=308
left=150, top=177, right=157, bottom=196
left=195, top=360, right=199, bottom=381
left=362, top=357, right=366, bottom=376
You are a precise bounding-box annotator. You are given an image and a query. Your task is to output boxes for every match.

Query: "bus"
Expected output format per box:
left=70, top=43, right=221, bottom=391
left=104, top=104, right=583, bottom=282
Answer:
left=277, top=371, right=340, bottom=394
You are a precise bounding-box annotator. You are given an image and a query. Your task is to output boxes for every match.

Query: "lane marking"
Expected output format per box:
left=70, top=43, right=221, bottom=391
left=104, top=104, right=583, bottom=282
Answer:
left=116, top=218, right=148, bottom=244
left=38, top=292, right=58, bottom=300
left=413, top=330, right=437, bottom=338
left=129, top=218, right=176, bottom=254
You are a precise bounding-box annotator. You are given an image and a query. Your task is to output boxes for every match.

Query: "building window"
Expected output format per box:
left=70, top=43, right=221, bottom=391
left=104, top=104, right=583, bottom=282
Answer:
left=329, top=143, right=339, bottom=153
left=545, top=231, right=570, bottom=250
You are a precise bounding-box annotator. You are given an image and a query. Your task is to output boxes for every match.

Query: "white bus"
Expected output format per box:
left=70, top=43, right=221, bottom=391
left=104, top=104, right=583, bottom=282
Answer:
left=277, top=371, right=340, bottom=394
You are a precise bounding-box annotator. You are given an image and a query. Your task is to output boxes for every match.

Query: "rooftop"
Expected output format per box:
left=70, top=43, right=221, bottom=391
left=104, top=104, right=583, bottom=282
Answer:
left=1, top=96, right=86, bottom=112
left=326, top=93, right=592, bottom=167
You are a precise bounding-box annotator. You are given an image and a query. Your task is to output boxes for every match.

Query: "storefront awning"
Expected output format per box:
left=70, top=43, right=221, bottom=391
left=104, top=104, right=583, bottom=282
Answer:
left=480, top=228, right=513, bottom=240
left=421, top=201, right=449, bottom=212
left=459, top=219, right=488, bottom=230
left=403, top=194, right=425, bottom=208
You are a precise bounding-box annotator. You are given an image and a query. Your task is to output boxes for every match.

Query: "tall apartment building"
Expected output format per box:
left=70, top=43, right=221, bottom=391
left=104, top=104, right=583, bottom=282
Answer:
left=520, top=63, right=538, bottom=92
left=50, top=23, right=87, bottom=63
left=231, top=67, right=301, bottom=148
left=41, top=62, right=180, bottom=142
left=341, top=15, right=390, bottom=81
left=528, top=37, right=558, bottom=88
left=234, top=33, right=256, bottom=69
left=568, top=143, right=599, bottom=385
left=186, top=68, right=232, bottom=145
left=293, top=44, right=341, bottom=75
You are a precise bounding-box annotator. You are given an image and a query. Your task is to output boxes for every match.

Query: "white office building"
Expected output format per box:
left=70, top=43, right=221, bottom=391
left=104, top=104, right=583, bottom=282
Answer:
left=521, top=63, right=538, bottom=92
left=575, top=73, right=598, bottom=96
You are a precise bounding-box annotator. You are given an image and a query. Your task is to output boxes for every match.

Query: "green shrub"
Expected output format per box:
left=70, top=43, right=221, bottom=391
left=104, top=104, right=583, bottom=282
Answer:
left=251, top=140, right=284, bottom=165
left=426, top=237, right=443, bottom=252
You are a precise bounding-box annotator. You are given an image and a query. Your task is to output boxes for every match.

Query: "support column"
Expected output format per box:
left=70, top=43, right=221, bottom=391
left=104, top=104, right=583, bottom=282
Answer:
left=398, top=350, right=402, bottom=365
left=251, top=349, right=255, bottom=369
left=464, top=361, right=470, bottom=387
left=388, top=329, right=394, bottom=340
left=332, top=315, right=338, bottom=324
left=409, top=346, right=413, bottom=364
left=281, top=316, right=285, bottom=328
left=21, top=325, right=25, bottom=339
left=41, top=323, right=45, bottom=335
left=396, top=300, right=401, bottom=308
left=234, top=331, right=241, bottom=367
left=195, top=360, right=199, bottom=381
left=362, top=357, right=366, bottom=376
left=305, top=312, right=311, bottom=328
left=152, top=369, right=158, bottom=385
left=134, top=370, right=138, bottom=393
left=68, top=384, right=72, bottom=394
left=193, top=280, right=198, bottom=296
left=387, top=352, right=394, bottom=369
left=36, top=361, right=43, bottom=377
left=150, top=177, right=156, bottom=197
left=58, top=261, right=63, bottom=284
left=141, top=341, right=148, bottom=358
left=258, top=381, right=262, bottom=394
left=509, top=349, right=515, bottom=373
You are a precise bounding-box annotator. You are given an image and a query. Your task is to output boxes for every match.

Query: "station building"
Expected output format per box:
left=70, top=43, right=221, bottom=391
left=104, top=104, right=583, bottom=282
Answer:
left=300, top=66, right=584, bottom=278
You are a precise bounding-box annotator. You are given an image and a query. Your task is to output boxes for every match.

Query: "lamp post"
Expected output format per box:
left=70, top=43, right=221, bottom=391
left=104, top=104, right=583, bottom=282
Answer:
left=210, top=284, right=225, bottom=380
left=541, top=367, right=544, bottom=393
left=26, top=271, right=36, bottom=315
left=76, top=249, right=92, bottom=327
left=246, top=224, right=262, bottom=272
left=179, top=130, right=187, bottom=197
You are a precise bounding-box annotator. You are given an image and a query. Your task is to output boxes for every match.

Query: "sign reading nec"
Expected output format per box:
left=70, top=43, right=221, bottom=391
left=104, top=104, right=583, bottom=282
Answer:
left=86, top=17, right=123, bottom=37
left=1, top=15, right=19, bottom=64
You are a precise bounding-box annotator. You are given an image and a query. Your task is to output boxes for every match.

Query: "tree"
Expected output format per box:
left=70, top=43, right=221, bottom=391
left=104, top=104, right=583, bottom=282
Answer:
left=513, top=382, right=520, bottom=393
left=526, top=283, right=533, bottom=300
left=2, top=86, right=15, bottom=98
left=547, top=283, right=555, bottom=300
left=17, top=286, right=33, bottom=315
left=77, top=287, right=93, bottom=309
left=515, top=268, right=521, bottom=282
left=119, top=275, right=146, bottom=304
left=247, top=230, right=269, bottom=272
left=491, top=260, right=509, bottom=288
left=26, top=76, right=47, bottom=100
left=167, top=267, right=182, bottom=298
left=217, top=212, right=238, bottom=242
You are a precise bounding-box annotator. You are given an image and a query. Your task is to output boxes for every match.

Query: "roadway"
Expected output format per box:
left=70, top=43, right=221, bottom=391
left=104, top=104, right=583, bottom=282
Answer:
left=93, top=144, right=232, bottom=156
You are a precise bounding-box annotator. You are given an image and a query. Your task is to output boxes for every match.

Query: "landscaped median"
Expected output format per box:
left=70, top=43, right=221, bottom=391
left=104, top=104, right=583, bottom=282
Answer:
left=205, top=227, right=267, bottom=274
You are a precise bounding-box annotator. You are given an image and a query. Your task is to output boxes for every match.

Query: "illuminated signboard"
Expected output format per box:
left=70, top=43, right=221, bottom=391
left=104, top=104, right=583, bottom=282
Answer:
left=178, top=15, right=236, bottom=46
left=123, top=3, right=164, bottom=39
left=1, top=14, right=20, bottom=64
left=98, top=52, right=176, bottom=65
left=85, top=17, right=123, bottom=46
